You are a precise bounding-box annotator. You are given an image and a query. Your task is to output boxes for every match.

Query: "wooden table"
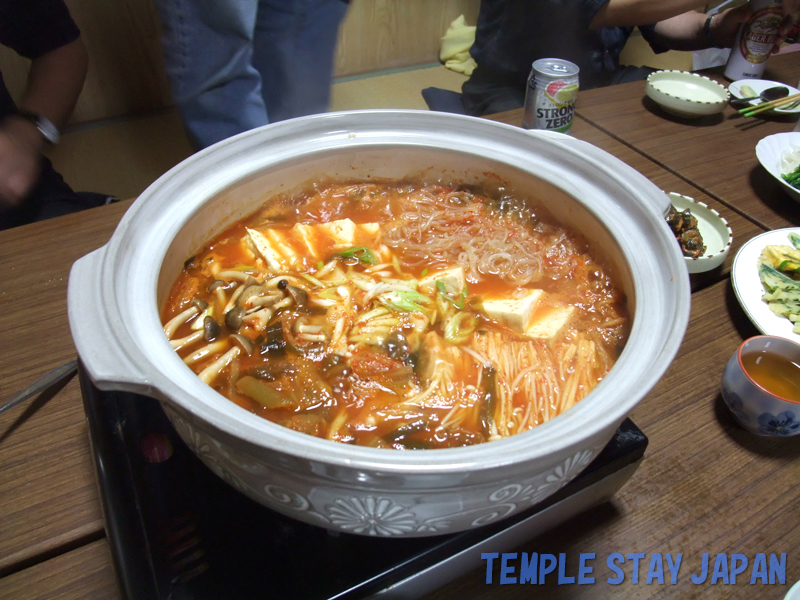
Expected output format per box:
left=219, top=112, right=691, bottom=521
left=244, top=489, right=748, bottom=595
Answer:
left=1, top=57, right=799, bottom=599
left=578, top=52, right=800, bottom=231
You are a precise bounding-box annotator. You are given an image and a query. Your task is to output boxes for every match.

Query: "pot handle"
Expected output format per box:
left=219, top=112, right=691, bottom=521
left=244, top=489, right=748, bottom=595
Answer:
left=68, top=246, right=157, bottom=396
left=525, top=129, right=672, bottom=217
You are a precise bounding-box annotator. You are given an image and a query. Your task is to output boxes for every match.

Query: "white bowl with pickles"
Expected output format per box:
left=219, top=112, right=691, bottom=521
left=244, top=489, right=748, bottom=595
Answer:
left=665, top=193, right=732, bottom=273
left=756, top=132, right=800, bottom=203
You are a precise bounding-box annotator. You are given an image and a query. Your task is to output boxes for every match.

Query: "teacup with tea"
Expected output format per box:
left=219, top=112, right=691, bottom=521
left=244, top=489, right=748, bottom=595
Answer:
left=721, top=335, right=800, bottom=436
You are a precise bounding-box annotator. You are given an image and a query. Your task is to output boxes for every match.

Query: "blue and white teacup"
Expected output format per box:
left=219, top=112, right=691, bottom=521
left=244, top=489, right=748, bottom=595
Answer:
left=721, top=335, right=800, bottom=437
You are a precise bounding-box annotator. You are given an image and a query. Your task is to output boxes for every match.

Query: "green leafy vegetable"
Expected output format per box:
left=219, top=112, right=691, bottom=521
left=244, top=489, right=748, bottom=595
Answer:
left=782, top=165, right=800, bottom=190
left=336, top=247, right=378, bottom=264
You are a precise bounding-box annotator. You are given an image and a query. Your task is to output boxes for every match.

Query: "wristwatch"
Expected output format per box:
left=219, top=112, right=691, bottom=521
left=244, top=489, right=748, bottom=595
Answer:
left=14, top=109, right=60, bottom=145
left=703, top=13, right=718, bottom=49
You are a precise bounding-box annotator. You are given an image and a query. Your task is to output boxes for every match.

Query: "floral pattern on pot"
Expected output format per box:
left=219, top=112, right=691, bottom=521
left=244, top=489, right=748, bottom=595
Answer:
left=163, top=406, right=605, bottom=536
left=757, top=411, right=800, bottom=436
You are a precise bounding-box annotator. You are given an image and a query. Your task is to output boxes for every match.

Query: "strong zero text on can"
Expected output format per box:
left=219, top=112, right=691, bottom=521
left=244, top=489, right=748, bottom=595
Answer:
left=522, top=59, right=580, bottom=133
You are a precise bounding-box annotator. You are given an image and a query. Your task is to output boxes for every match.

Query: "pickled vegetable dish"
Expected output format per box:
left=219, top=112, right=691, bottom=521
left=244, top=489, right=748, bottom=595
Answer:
left=162, top=182, right=629, bottom=449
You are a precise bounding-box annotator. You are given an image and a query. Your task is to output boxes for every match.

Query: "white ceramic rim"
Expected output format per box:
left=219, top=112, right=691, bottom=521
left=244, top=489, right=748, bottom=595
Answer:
left=732, top=227, right=800, bottom=343
left=69, top=110, right=690, bottom=474
left=646, top=70, right=729, bottom=106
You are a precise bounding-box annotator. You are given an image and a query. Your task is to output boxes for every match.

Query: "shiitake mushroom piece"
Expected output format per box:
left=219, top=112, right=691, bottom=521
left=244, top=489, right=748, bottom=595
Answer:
left=238, top=284, right=272, bottom=308
left=285, top=285, right=308, bottom=307
left=260, top=321, right=287, bottom=356
left=191, top=298, right=209, bottom=311
left=225, top=306, right=246, bottom=330
left=203, top=316, right=221, bottom=341
left=318, top=353, right=351, bottom=379
left=381, top=331, right=410, bottom=362
left=229, top=333, right=254, bottom=355
left=208, top=279, right=236, bottom=293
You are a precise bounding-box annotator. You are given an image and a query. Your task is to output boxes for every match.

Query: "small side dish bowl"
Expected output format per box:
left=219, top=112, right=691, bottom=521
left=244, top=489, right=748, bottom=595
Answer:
left=721, top=335, right=800, bottom=437
left=755, top=132, right=800, bottom=203
left=667, top=193, right=732, bottom=273
left=729, top=79, right=800, bottom=115
left=645, top=70, right=729, bottom=118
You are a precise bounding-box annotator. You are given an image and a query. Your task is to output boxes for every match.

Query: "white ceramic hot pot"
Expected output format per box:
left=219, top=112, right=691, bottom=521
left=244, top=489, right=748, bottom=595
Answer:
left=68, top=111, right=689, bottom=537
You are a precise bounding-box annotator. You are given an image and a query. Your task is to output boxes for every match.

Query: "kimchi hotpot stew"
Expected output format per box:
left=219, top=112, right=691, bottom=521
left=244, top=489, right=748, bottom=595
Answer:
left=161, top=179, right=630, bottom=451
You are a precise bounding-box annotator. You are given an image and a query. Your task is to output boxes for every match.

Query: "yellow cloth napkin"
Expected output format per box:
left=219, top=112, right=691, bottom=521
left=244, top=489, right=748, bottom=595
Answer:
left=440, top=15, right=477, bottom=76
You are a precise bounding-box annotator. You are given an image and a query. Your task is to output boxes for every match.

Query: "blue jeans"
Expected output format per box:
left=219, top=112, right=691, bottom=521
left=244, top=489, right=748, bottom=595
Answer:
left=154, top=0, right=348, bottom=149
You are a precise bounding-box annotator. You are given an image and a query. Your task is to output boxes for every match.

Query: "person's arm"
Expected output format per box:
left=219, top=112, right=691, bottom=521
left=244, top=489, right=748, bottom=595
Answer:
left=0, top=37, right=88, bottom=209
left=589, top=0, right=710, bottom=29
left=646, top=4, right=750, bottom=51
left=593, top=0, right=800, bottom=50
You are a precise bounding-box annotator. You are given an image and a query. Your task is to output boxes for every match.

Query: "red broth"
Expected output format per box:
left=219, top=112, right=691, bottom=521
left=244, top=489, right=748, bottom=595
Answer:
left=162, top=182, right=629, bottom=449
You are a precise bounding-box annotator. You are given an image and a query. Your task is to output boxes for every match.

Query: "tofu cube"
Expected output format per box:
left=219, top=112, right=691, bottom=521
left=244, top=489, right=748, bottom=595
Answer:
left=419, top=266, right=466, bottom=296
left=246, top=227, right=284, bottom=272
left=481, top=290, right=543, bottom=333
left=318, top=219, right=356, bottom=249
left=265, top=229, right=299, bottom=265
left=359, top=223, right=380, bottom=236
left=290, top=223, right=319, bottom=259
left=525, top=306, right=574, bottom=341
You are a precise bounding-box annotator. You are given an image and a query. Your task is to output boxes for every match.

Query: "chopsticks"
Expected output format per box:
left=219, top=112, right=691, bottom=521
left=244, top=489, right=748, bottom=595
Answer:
left=0, top=360, right=78, bottom=416
left=738, top=92, right=800, bottom=117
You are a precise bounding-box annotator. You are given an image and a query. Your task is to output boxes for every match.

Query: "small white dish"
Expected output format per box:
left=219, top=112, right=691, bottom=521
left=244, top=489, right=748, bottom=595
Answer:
left=785, top=580, right=800, bottom=600
left=645, top=70, right=729, bottom=118
left=731, top=228, right=800, bottom=343
left=755, top=132, right=800, bottom=202
left=729, top=79, right=800, bottom=114
left=667, top=193, right=732, bottom=273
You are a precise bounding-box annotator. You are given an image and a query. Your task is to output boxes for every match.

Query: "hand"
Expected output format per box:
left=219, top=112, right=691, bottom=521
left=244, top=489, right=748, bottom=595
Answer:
left=0, top=118, right=41, bottom=210
left=710, top=4, right=751, bottom=49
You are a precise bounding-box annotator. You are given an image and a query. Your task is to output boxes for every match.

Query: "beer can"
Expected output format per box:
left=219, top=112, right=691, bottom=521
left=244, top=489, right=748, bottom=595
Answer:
left=522, top=59, right=580, bottom=133
left=724, top=0, right=783, bottom=81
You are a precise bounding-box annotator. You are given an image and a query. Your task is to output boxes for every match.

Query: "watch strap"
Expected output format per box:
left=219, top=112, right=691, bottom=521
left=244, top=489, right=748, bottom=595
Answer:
left=13, top=109, right=60, bottom=145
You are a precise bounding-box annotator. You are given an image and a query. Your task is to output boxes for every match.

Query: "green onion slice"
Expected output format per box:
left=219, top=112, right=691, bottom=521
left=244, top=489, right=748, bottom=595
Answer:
left=436, top=280, right=467, bottom=310
left=336, top=247, right=378, bottom=265
left=444, top=312, right=478, bottom=344
left=380, top=290, right=433, bottom=313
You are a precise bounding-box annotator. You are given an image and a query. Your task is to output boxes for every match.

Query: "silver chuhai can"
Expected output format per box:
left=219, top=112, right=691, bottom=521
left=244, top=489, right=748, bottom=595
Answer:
left=522, top=58, right=580, bottom=133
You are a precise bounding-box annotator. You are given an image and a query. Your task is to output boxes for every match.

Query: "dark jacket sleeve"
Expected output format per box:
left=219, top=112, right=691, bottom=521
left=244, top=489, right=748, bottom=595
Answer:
left=0, top=0, right=80, bottom=59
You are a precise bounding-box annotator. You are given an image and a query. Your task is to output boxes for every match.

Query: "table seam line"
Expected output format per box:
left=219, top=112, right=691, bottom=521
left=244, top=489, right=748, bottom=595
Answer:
left=0, top=527, right=105, bottom=579
left=575, top=113, right=774, bottom=232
